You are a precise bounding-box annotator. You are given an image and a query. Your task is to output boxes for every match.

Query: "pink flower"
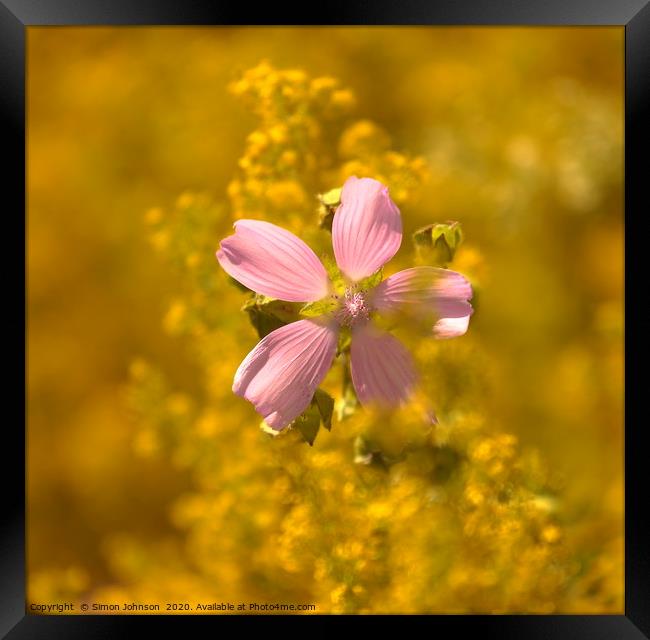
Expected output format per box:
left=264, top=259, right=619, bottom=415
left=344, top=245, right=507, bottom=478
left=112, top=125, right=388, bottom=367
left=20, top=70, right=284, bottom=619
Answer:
left=217, top=176, right=473, bottom=431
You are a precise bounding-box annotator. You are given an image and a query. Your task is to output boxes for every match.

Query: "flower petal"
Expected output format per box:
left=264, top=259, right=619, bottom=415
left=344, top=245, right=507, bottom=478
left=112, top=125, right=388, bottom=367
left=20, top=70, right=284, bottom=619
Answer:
left=332, top=176, right=402, bottom=282
left=372, top=266, right=473, bottom=339
left=233, top=318, right=339, bottom=430
left=217, top=220, right=330, bottom=302
left=433, top=315, right=471, bottom=339
left=350, top=323, right=418, bottom=407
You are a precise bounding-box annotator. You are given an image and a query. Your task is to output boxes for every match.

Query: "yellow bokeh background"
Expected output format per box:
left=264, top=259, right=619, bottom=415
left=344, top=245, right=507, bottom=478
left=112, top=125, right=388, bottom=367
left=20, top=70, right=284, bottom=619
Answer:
left=27, top=27, right=623, bottom=613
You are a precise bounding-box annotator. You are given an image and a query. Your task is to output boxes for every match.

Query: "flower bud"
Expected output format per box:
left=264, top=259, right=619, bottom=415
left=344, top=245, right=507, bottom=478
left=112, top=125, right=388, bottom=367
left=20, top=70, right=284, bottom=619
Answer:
left=413, top=221, right=463, bottom=266
left=317, top=186, right=342, bottom=232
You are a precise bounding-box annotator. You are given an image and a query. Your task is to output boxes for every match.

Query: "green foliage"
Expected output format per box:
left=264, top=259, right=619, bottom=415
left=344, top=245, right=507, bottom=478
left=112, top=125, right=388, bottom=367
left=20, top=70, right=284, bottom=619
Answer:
left=299, top=298, right=338, bottom=318
left=261, top=388, right=336, bottom=444
left=291, top=389, right=334, bottom=447
left=294, top=389, right=335, bottom=444
left=413, top=221, right=464, bottom=267
left=356, top=268, right=383, bottom=292
left=294, top=402, right=322, bottom=446
left=313, top=388, right=335, bottom=431
left=242, top=295, right=301, bottom=338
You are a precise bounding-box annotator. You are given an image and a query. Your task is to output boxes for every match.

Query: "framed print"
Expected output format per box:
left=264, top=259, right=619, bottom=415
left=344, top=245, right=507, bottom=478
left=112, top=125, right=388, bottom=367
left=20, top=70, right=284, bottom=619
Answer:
left=2, top=0, right=648, bottom=636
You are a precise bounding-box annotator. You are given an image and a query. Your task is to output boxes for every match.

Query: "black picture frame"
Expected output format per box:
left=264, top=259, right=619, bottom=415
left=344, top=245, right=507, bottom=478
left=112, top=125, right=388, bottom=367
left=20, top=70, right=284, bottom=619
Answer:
left=3, top=0, right=647, bottom=636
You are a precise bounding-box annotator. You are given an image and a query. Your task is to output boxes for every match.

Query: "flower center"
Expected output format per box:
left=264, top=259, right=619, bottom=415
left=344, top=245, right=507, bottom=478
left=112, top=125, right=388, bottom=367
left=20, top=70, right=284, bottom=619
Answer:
left=335, top=288, right=371, bottom=327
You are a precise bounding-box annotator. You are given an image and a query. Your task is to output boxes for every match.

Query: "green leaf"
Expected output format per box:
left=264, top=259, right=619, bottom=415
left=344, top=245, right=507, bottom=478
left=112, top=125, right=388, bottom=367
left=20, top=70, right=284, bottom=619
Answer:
left=300, top=297, right=338, bottom=318
left=242, top=295, right=301, bottom=338
left=295, top=388, right=335, bottom=443
left=259, top=388, right=334, bottom=446
left=413, top=221, right=463, bottom=266
left=294, top=403, right=321, bottom=446
left=412, top=225, right=432, bottom=248
left=313, top=389, right=334, bottom=431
